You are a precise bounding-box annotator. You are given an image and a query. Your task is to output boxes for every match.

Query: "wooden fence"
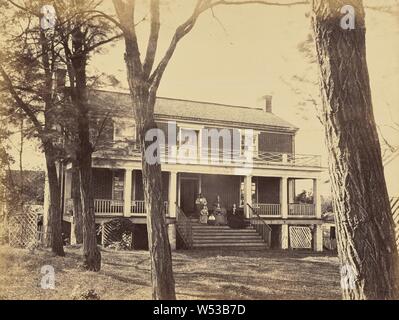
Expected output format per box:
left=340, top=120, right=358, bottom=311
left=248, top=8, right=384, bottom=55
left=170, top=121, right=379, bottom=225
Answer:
left=8, top=211, right=38, bottom=248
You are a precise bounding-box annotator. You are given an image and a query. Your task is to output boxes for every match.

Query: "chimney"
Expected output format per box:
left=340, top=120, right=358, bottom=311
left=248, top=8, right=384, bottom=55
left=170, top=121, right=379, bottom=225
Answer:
left=264, top=95, right=273, bottom=113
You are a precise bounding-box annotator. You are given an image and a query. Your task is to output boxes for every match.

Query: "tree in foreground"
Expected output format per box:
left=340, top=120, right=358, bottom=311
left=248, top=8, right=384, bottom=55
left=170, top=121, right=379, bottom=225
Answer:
left=311, top=0, right=399, bottom=299
left=0, top=0, right=65, bottom=256
left=108, top=0, right=311, bottom=300
left=53, top=0, right=120, bottom=270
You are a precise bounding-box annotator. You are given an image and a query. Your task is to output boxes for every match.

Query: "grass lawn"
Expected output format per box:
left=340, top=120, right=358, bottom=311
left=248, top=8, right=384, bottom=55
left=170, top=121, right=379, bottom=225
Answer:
left=0, top=245, right=341, bottom=300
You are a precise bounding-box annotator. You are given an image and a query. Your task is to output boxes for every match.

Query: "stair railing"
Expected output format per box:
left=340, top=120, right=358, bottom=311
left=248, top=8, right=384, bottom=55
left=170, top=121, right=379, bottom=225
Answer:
left=247, top=203, right=272, bottom=248
left=176, top=204, right=193, bottom=249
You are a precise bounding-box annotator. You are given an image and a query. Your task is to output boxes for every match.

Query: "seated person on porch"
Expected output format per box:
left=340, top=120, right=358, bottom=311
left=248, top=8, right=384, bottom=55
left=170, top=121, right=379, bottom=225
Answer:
left=195, top=193, right=207, bottom=218
left=228, top=204, right=246, bottom=229
left=200, top=205, right=209, bottom=224
left=213, top=195, right=227, bottom=226
left=207, top=212, right=216, bottom=225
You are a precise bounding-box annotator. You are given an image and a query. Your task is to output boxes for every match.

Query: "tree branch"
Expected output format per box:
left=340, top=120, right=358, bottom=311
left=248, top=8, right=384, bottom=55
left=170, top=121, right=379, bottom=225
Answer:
left=149, top=0, right=206, bottom=96
left=0, top=65, right=43, bottom=136
left=149, top=0, right=308, bottom=98
left=143, top=0, right=160, bottom=79
left=92, top=112, right=111, bottom=151
left=83, top=33, right=123, bottom=55
left=6, top=0, right=40, bottom=17
left=83, top=10, right=124, bottom=30
left=112, top=0, right=143, bottom=77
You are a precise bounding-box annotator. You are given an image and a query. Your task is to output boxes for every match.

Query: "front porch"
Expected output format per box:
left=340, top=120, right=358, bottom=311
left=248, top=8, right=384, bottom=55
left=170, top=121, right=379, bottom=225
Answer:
left=64, top=169, right=170, bottom=218
left=62, top=168, right=323, bottom=251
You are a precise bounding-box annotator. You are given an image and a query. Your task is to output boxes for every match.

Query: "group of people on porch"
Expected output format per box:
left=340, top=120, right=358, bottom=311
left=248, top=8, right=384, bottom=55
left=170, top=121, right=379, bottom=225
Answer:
left=194, top=194, right=245, bottom=229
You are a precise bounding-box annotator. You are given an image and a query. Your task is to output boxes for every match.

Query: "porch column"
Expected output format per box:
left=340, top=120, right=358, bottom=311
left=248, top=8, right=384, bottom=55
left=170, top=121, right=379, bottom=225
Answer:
left=168, top=224, right=177, bottom=251
left=288, top=179, right=295, bottom=203
left=70, top=216, right=77, bottom=245
left=280, top=177, right=288, bottom=219
left=124, top=169, right=133, bottom=217
left=313, top=224, right=323, bottom=252
left=244, top=175, right=252, bottom=218
left=313, top=178, right=322, bottom=219
left=177, top=174, right=181, bottom=209
left=168, top=171, right=177, bottom=218
left=281, top=224, right=289, bottom=249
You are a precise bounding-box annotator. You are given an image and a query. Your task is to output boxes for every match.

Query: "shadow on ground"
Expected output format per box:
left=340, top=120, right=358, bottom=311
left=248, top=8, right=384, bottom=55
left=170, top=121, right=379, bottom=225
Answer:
left=0, top=246, right=341, bottom=300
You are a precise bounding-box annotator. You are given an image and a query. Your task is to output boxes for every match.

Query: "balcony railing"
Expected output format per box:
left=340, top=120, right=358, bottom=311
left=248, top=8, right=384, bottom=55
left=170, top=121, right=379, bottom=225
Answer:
left=130, top=200, right=169, bottom=216
left=94, top=199, right=124, bottom=215
left=288, top=204, right=316, bottom=217
left=253, top=203, right=281, bottom=217
left=95, top=144, right=322, bottom=168
left=131, top=200, right=146, bottom=215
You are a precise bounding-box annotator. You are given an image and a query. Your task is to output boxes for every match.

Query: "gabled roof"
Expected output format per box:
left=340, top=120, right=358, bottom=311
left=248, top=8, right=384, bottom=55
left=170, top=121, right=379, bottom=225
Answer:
left=89, top=89, right=298, bottom=133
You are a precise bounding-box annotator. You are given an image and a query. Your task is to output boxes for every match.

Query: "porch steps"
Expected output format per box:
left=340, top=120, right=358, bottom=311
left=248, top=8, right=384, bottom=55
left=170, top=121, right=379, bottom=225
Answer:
left=190, top=221, right=268, bottom=250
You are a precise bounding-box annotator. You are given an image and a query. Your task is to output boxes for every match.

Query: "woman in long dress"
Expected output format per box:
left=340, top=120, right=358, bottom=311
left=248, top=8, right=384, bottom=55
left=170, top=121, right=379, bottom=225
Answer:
left=200, top=206, right=208, bottom=224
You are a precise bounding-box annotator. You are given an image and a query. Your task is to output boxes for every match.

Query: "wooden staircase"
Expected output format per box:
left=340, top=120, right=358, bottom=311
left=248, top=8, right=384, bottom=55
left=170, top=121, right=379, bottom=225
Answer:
left=190, top=220, right=269, bottom=250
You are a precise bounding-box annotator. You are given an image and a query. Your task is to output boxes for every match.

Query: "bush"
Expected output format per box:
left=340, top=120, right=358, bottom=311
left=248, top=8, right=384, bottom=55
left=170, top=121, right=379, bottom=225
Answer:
left=71, top=286, right=100, bottom=300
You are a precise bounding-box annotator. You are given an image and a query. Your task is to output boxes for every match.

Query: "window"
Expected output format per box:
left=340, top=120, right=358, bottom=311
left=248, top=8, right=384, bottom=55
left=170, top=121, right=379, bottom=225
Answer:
left=240, top=130, right=259, bottom=155
left=113, top=119, right=136, bottom=141
left=112, top=170, right=124, bottom=201
left=178, top=127, right=200, bottom=158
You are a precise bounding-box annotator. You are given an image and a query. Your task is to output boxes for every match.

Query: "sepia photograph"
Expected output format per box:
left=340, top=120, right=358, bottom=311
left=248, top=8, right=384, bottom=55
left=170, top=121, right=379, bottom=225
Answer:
left=0, top=0, right=398, bottom=307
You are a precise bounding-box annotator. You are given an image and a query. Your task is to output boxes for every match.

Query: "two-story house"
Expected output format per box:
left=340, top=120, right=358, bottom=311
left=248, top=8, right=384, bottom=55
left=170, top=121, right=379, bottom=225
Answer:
left=61, top=89, right=324, bottom=251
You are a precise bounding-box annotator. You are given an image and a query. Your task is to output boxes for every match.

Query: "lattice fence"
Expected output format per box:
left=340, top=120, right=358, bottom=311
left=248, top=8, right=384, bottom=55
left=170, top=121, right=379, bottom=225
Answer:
left=289, top=226, right=312, bottom=249
left=100, top=218, right=134, bottom=250
left=391, top=197, right=399, bottom=250
left=8, top=211, right=38, bottom=248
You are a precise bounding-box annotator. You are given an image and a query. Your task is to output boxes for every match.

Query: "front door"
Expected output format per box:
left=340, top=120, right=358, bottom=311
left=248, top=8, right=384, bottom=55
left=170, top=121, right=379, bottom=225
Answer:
left=180, top=179, right=198, bottom=216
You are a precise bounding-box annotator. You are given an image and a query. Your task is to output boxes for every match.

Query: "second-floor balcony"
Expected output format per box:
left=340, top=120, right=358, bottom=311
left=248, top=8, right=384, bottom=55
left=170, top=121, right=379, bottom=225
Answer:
left=95, top=143, right=322, bottom=169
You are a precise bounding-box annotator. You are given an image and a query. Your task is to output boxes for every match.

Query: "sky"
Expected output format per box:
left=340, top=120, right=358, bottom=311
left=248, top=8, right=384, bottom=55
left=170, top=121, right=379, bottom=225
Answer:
left=7, top=0, right=399, bottom=195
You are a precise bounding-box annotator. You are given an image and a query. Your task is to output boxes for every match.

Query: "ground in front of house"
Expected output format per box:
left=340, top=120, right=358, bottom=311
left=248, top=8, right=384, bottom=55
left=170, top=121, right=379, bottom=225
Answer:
left=0, top=246, right=341, bottom=300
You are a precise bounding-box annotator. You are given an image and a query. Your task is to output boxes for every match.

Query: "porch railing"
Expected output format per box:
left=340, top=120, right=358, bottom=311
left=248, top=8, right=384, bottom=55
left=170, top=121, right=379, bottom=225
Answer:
left=288, top=203, right=316, bottom=217
left=176, top=205, right=193, bottom=249
left=253, top=203, right=281, bottom=217
left=130, top=200, right=169, bottom=216
left=247, top=204, right=272, bottom=248
left=131, top=200, right=146, bottom=215
left=143, top=145, right=322, bottom=168
left=94, top=199, right=124, bottom=215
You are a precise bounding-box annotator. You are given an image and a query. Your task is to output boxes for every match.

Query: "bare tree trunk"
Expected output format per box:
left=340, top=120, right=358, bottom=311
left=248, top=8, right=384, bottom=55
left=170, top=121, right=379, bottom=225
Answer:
left=44, top=146, right=64, bottom=256
left=72, top=28, right=101, bottom=271
left=75, top=84, right=101, bottom=270
left=72, top=162, right=83, bottom=244
left=140, top=116, right=176, bottom=300
left=78, top=149, right=100, bottom=271
left=311, top=0, right=399, bottom=299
